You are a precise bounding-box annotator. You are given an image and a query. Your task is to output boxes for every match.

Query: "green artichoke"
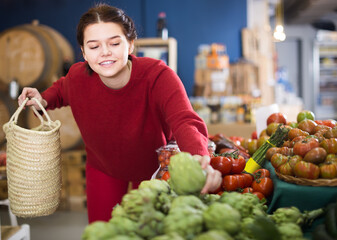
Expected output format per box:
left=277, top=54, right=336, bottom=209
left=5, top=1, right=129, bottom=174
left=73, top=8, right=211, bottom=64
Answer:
left=168, top=152, right=206, bottom=195
left=203, top=202, right=241, bottom=236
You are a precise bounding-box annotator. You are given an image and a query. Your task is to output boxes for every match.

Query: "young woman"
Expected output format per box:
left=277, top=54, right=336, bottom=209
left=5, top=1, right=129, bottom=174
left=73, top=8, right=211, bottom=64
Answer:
left=18, top=3, right=221, bottom=223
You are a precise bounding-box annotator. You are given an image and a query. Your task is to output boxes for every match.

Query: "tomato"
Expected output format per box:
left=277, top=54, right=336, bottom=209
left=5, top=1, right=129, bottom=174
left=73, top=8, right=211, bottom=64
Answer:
left=322, top=119, right=337, bottom=128
left=234, top=174, right=246, bottom=189
left=303, top=147, right=327, bottom=164
left=253, top=169, right=271, bottom=179
left=266, top=122, right=281, bottom=136
left=288, top=155, right=302, bottom=169
left=297, top=110, right=315, bottom=123
left=257, top=136, right=269, bottom=148
left=158, top=150, right=171, bottom=162
left=241, top=173, right=254, bottom=187
left=278, top=162, right=294, bottom=176
left=252, top=177, right=274, bottom=197
left=247, top=139, right=258, bottom=155
left=323, top=127, right=337, bottom=139
left=271, top=153, right=288, bottom=169
left=252, top=191, right=266, bottom=200
left=265, top=147, right=281, bottom=161
left=259, top=129, right=268, bottom=138
left=293, top=138, right=320, bottom=157
left=313, top=124, right=331, bottom=134
left=288, top=121, right=298, bottom=128
left=320, top=138, right=337, bottom=154
left=251, top=131, right=258, bottom=140
left=279, top=147, right=293, bottom=156
left=289, top=136, right=306, bottom=148
left=222, top=175, right=239, bottom=191
left=288, top=128, right=309, bottom=140
left=230, top=155, right=246, bottom=174
left=242, top=187, right=254, bottom=194
left=161, top=171, right=170, bottom=181
left=267, top=112, right=287, bottom=126
left=293, top=161, right=320, bottom=179
left=319, top=163, right=337, bottom=179
left=325, top=154, right=337, bottom=164
left=298, top=119, right=317, bottom=135
left=210, top=156, right=232, bottom=176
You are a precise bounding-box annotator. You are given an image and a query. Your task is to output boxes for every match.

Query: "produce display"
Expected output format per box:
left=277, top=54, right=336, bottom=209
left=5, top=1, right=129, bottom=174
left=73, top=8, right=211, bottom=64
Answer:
left=81, top=109, right=337, bottom=240
left=82, top=152, right=324, bottom=240
left=263, top=111, right=337, bottom=184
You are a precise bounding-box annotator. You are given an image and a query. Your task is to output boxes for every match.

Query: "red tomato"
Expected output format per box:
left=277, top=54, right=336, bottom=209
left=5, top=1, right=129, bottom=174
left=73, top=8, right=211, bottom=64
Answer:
left=242, top=187, right=254, bottom=194
left=293, top=138, right=320, bottom=157
left=288, top=128, right=309, bottom=140
left=222, top=175, right=238, bottom=191
left=252, top=177, right=274, bottom=197
left=210, top=156, right=232, bottom=175
left=234, top=174, right=246, bottom=189
left=253, top=169, right=271, bottom=179
left=251, top=131, right=258, bottom=140
left=293, top=161, right=320, bottom=179
left=278, top=162, right=294, bottom=176
left=161, top=171, right=170, bottom=181
left=270, top=153, right=288, bottom=169
left=252, top=191, right=266, bottom=200
left=319, top=163, right=337, bottom=179
left=267, top=112, right=287, bottom=126
left=320, top=138, right=337, bottom=154
left=298, top=119, right=317, bottom=135
left=230, top=155, right=246, bottom=174
left=322, top=119, right=337, bottom=128
left=241, top=173, right=254, bottom=187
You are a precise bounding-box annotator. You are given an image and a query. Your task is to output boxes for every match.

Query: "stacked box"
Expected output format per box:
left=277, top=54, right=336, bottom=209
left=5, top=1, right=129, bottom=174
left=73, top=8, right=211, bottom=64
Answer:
left=60, top=150, right=87, bottom=211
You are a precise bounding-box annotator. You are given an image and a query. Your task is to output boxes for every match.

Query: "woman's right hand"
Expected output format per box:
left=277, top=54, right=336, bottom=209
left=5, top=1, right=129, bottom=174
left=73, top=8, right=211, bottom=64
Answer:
left=18, top=87, right=47, bottom=110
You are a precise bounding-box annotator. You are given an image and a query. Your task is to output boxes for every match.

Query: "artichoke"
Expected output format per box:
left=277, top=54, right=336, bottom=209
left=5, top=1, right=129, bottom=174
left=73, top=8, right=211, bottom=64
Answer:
left=203, top=202, right=241, bottom=236
left=219, top=192, right=267, bottom=218
left=82, top=221, right=115, bottom=240
left=163, top=205, right=204, bottom=239
left=168, top=152, right=206, bottom=195
left=194, top=230, right=234, bottom=240
left=121, top=187, right=158, bottom=221
left=170, top=195, right=207, bottom=211
left=138, top=179, right=171, bottom=194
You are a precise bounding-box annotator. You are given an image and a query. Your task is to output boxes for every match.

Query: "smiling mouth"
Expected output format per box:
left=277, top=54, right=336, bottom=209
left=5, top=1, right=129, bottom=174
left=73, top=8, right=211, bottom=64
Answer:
left=100, top=60, right=115, bottom=66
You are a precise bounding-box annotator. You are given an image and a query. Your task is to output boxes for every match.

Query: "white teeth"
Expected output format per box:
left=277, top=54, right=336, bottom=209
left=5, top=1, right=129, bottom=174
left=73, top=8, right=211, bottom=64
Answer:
left=100, top=61, right=113, bottom=65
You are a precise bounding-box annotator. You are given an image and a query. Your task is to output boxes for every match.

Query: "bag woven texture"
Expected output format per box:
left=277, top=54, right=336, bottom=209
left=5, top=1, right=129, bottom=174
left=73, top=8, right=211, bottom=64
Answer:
left=3, top=98, right=62, bottom=217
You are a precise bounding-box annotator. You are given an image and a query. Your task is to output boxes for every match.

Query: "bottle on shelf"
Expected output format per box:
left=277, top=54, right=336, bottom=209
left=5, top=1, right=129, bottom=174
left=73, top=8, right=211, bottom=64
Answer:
left=156, top=12, right=168, bottom=40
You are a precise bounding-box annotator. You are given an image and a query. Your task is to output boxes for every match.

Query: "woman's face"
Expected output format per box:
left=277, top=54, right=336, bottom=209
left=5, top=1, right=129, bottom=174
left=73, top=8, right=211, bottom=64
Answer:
left=81, top=22, right=134, bottom=81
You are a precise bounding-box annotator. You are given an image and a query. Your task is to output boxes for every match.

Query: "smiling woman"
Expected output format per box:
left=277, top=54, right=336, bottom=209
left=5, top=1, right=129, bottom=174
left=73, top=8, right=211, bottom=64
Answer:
left=17, top=3, right=222, bottom=224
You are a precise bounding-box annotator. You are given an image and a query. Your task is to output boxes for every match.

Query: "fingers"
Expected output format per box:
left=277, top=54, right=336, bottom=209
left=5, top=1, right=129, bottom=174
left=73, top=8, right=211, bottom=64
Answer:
left=193, top=155, right=210, bottom=169
left=201, top=165, right=222, bottom=194
left=18, top=87, right=43, bottom=109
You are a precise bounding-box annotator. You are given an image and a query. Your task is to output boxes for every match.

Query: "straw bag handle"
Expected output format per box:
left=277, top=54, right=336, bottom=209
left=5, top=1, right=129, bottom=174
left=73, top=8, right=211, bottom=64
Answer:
left=10, top=97, right=53, bottom=125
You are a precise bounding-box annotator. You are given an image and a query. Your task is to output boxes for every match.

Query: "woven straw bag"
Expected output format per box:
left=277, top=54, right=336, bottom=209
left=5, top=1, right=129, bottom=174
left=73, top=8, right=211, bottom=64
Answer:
left=3, top=97, right=62, bottom=217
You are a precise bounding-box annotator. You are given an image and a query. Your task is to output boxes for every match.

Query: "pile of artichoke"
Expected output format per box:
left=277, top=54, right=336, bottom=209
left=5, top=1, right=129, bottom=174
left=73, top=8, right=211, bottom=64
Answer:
left=82, top=152, right=314, bottom=240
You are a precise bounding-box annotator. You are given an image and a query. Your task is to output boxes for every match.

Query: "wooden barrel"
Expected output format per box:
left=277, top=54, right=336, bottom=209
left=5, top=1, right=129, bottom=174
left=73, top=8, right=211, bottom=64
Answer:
left=26, top=106, right=83, bottom=151
left=0, top=92, right=17, bottom=147
left=0, top=22, right=74, bottom=91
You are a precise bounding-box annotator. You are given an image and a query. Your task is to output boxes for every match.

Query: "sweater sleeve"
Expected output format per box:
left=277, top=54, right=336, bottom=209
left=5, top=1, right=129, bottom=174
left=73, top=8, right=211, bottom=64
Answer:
left=41, top=71, right=72, bottom=110
left=151, top=67, right=209, bottom=156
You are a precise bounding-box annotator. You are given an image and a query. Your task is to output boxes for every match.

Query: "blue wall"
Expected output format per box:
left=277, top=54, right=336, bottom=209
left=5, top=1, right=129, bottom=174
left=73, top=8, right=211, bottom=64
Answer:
left=0, top=0, right=247, bottom=96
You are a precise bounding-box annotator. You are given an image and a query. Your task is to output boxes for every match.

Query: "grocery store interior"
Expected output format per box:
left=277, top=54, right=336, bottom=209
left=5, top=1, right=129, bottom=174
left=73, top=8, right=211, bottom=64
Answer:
left=1, top=0, right=337, bottom=239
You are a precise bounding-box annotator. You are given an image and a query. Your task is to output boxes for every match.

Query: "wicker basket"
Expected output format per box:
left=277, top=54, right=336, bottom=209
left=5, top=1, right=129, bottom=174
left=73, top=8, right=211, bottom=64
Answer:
left=2, top=98, right=62, bottom=217
left=275, top=171, right=337, bottom=187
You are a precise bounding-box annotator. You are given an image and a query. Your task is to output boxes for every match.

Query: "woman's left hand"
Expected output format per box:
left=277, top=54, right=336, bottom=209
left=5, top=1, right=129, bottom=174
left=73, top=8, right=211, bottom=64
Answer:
left=193, top=155, right=222, bottom=194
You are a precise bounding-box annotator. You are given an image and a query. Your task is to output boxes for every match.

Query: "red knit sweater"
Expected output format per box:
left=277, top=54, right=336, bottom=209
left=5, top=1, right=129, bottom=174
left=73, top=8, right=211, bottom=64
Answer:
left=42, top=55, right=209, bottom=181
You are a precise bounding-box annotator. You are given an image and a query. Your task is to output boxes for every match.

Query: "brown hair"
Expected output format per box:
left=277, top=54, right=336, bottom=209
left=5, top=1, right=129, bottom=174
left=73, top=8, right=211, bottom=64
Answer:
left=77, top=3, right=137, bottom=47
